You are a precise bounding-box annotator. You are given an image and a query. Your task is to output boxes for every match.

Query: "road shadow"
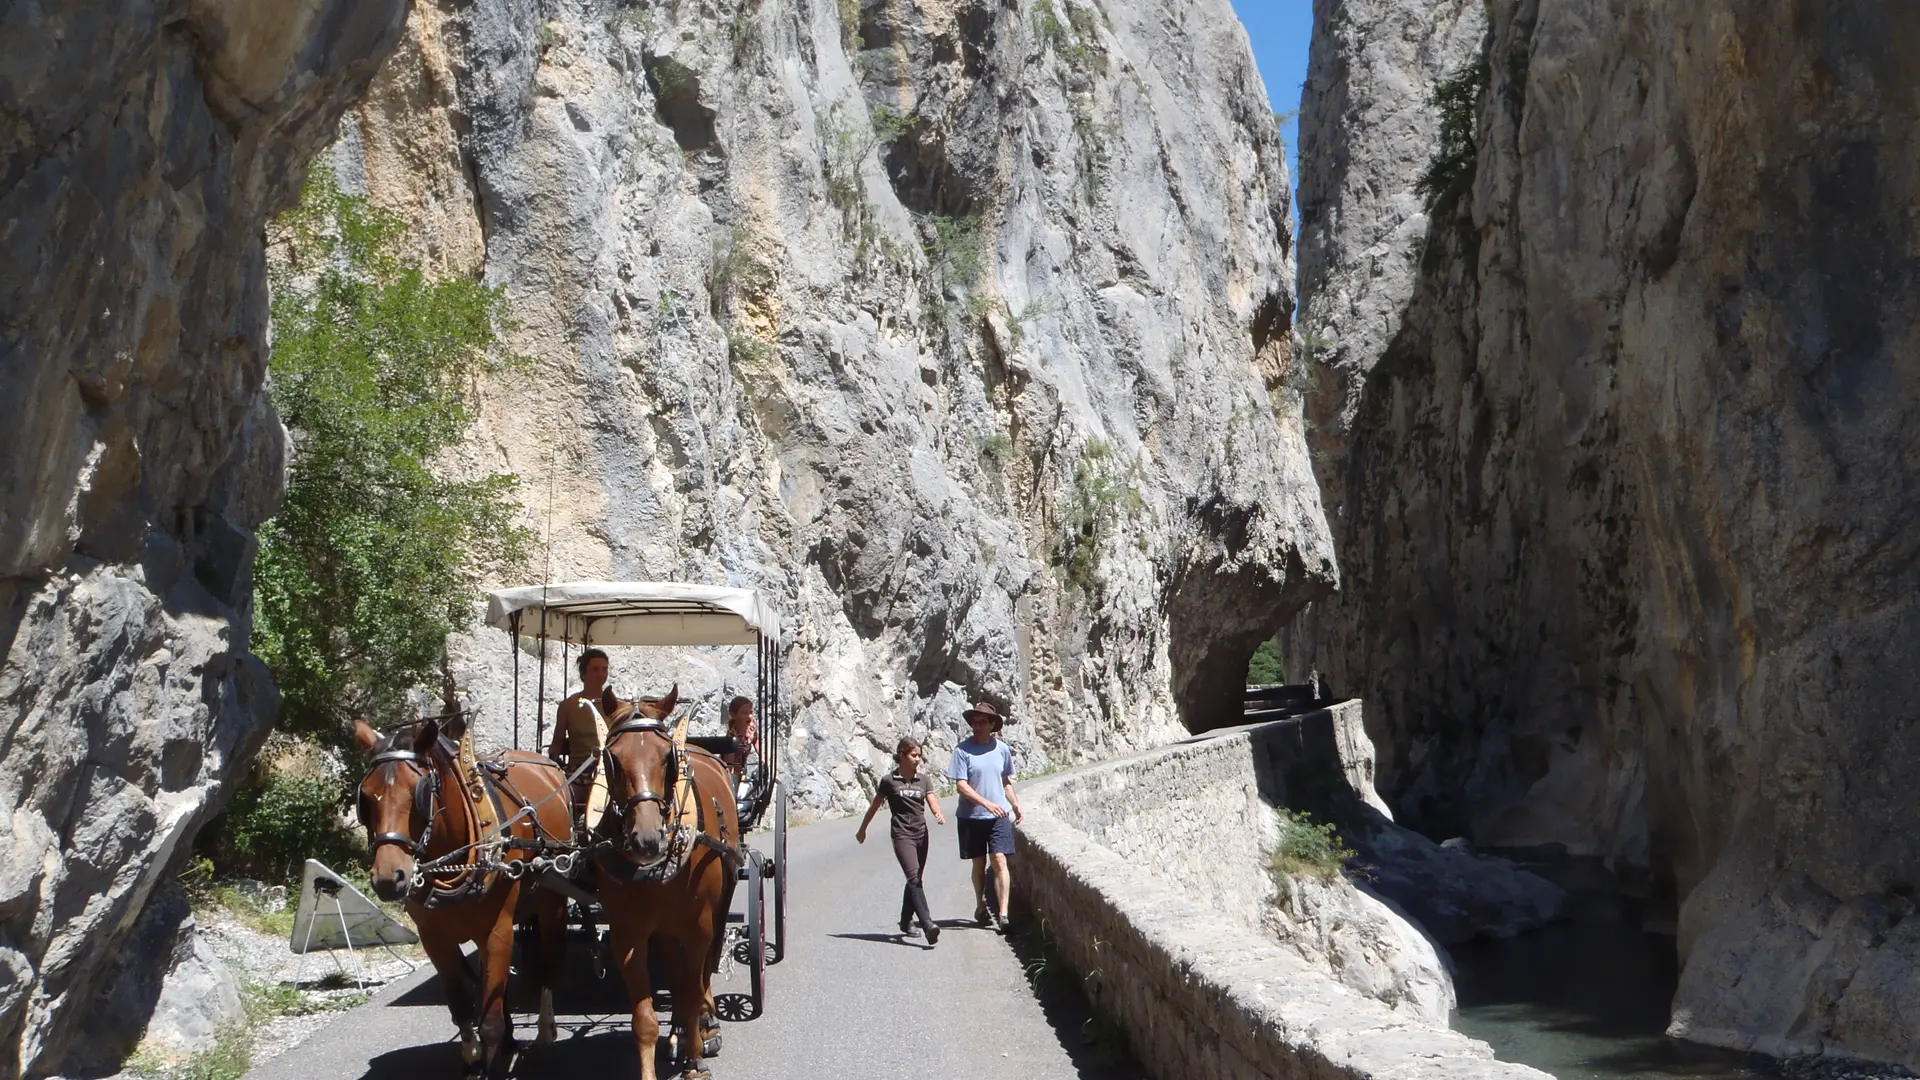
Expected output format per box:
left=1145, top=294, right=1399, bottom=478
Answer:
left=374, top=930, right=732, bottom=1079
left=1002, top=919, right=1150, bottom=1080
left=825, top=931, right=932, bottom=949
left=357, top=1029, right=694, bottom=1080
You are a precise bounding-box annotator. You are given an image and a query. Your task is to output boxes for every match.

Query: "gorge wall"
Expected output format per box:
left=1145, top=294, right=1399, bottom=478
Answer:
left=334, top=0, right=1335, bottom=810
left=1291, top=0, right=1920, bottom=1066
left=0, top=2, right=408, bottom=1076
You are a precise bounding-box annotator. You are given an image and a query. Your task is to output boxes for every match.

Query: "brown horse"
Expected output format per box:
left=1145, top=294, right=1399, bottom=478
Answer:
left=354, top=718, right=572, bottom=1077
left=596, top=687, right=742, bottom=1080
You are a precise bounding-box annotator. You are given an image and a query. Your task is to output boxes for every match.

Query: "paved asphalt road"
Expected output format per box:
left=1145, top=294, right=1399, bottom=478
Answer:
left=246, top=799, right=1141, bottom=1080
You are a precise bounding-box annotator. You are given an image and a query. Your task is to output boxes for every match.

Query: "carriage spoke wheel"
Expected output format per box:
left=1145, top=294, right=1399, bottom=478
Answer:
left=746, top=852, right=766, bottom=1017
left=771, top=780, right=788, bottom=964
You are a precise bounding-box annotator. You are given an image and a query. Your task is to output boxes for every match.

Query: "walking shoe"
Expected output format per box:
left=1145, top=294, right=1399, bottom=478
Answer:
left=993, top=911, right=1011, bottom=934
left=975, top=904, right=992, bottom=927
left=926, top=923, right=941, bottom=945
left=901, top=922, right=922, bottom=939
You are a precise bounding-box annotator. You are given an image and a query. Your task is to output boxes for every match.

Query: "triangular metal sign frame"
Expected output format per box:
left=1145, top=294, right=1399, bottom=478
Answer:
left=289, top=859, right=419, bottom=954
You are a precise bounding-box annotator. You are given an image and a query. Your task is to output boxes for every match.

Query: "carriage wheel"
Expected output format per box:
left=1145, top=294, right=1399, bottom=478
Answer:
left=771, top=780, right=788, bottom=964
left=746, top=854, right=766, bottom=1017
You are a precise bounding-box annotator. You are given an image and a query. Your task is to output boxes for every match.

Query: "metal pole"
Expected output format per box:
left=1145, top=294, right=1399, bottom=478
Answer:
left=510, top=613, right=522, bottom=751
left=535, top=617, right=549, bottom=755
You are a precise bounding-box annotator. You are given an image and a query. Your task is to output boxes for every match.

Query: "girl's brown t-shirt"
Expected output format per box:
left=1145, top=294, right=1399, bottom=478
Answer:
left=878, top=772, right=932, bottom=839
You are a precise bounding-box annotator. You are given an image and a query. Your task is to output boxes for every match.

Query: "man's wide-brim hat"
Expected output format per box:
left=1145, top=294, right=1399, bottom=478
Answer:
left=963, top=702, right=1006, bottom=731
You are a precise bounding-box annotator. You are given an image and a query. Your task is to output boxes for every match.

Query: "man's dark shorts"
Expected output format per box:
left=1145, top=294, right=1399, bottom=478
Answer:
left=957, top=815, right=1015, bottom=859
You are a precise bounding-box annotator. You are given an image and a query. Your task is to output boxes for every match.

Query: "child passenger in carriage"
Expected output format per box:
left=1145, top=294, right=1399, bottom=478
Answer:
left=855, top=737, right=948, bottom=944
left=722, top=695, right=757, bottom=780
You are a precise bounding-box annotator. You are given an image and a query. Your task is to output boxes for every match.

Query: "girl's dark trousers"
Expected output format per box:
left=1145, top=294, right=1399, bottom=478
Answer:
left=892, top=832, right=936, bottom=933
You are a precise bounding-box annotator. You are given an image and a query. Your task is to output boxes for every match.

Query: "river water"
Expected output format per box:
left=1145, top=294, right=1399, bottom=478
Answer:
left=1447, top=858, right=1782, bottom=1080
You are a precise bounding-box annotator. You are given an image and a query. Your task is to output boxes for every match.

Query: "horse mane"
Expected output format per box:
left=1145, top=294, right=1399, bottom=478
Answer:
left=371, top=721, right=454, bottom=757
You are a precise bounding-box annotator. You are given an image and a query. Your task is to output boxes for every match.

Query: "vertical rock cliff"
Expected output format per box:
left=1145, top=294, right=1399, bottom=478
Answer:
left=0, top=2, right=407, bottom=1075
left=1295, top=0, right=1920, bottom=1066
left=335, top=0, right=1335, bottom=809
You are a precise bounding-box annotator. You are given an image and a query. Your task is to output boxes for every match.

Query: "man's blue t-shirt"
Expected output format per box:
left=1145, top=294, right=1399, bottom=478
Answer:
left=948, top=738, right=1014, bottom=819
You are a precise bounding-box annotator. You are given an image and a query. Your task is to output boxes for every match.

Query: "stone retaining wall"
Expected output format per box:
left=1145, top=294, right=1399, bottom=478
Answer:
left=1014, top=709, right=1549, bottom=1079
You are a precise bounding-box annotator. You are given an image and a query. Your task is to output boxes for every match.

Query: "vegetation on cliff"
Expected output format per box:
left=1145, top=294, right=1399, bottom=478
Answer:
left=255, top=168, right=531, bottom=744
left=204, top=169, right=529, bottom=880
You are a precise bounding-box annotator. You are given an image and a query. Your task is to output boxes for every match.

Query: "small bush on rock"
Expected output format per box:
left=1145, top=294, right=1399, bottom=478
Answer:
left=1271, top=808, right=1355, bottom=899
left=1417, top=58, right=1488, bottom=209
left=923, top=214, right=985, bottom=283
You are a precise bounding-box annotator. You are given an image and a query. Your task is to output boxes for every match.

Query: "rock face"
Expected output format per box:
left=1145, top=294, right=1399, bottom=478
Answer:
left=333, top=0, right=1335, bottom=810
left=67, top=883, right=243, bottom=1073
left=0, top=2, right=408, bottom=1076
left=1293, top=0, right=1920, bottom=1066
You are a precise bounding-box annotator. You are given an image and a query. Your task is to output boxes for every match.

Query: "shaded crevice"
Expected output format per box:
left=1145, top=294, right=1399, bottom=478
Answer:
left=883, top=124, right=979, bottom=217
left=642, top=53, right=717, bottom=153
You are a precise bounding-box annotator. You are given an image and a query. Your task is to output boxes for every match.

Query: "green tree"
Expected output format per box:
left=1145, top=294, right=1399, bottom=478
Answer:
left=255, top=167, right=531, bottom=745
left=1247, top=637, right=1285, bottom=686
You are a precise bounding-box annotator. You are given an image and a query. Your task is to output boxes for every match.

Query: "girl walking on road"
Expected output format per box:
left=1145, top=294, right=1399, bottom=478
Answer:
left=856, top=737, right=949, bottom=943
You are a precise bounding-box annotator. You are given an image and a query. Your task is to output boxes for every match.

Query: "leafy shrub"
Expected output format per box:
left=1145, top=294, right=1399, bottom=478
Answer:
left=1033, top=0, right=1065, bottom=45
left=838, top=0, right=862, bottom=51
left=728, top=328, right=777, bottom=370
left=870, top=104, right=912, bottom=144
left=711, top=225, right=778, bottom=310
left=819, top=110, right=877, bottom=214
left=1052, top=440, right=1146, bottom=592
left=979, top=432, right=1014, bottom=466
left=201, top=772, right=364, bottom=885
left=1033, top=0, right=1104, bottom=71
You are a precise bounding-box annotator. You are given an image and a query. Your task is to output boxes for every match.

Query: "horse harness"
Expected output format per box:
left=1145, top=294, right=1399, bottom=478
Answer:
left=595, top=717, right=742, bottom=884
left=356, top=740, right=579, bottom=908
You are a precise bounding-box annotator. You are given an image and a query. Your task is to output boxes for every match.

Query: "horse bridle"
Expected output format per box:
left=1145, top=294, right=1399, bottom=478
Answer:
left=356, top=749, right=439, bottom=856
left=601, top=719, right=684, bottom=843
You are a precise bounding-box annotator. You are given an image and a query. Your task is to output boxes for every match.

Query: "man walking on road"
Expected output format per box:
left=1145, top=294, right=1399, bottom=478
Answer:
left=949, top=702, right=1023, bottom=932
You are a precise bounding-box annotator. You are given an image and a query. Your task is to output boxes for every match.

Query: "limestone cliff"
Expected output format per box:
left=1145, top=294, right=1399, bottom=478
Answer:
left=334, top=0, right=1335, bottom=810
left=0, top=2, right=408, bottom=1076
left=1293, top=0, right=1920, bottom=1066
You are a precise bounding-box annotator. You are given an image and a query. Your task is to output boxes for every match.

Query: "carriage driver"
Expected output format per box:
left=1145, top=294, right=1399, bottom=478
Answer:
left=548, top=648, right=621, bottom=824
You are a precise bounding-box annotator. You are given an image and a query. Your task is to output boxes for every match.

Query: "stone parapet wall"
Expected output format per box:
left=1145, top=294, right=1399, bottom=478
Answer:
left=1014, top=712, right=1549, bottom=1080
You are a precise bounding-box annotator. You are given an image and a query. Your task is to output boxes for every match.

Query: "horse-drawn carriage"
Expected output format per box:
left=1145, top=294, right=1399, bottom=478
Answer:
left=484, top=582, right=790, bottom=1000
left=354, top=581, right=789, bottom=1079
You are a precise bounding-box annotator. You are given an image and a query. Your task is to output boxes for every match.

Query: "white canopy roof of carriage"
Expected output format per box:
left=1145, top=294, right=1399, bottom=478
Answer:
left=484, top=581, right=781, bottom=647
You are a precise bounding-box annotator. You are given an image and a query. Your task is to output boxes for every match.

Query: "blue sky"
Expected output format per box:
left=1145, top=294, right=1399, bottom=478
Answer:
left=1230, top=1, right=1316, bottom=177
